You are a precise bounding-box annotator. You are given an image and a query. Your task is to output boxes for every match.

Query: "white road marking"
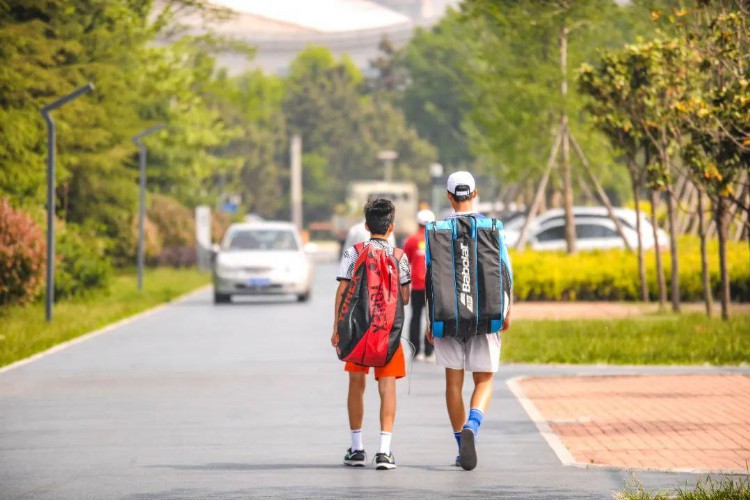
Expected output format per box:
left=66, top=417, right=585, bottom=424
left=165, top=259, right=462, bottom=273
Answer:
left=506, top=375, right=577, bottom=466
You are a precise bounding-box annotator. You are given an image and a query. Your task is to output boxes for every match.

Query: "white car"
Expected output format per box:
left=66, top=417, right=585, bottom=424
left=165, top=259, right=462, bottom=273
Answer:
left=503, top=207, right=668, bottom=251
left=212, top=221, right=314, bottom=303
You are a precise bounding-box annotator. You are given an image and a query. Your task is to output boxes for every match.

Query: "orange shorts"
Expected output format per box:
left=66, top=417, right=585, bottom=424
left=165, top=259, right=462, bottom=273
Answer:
left=344, top=344, right=406, bottom=380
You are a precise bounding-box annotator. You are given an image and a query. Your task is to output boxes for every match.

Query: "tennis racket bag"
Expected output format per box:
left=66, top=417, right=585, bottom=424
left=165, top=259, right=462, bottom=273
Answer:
left=336, top=242, right=405, bottom=367
left=425, top=215, right=513, bottom=339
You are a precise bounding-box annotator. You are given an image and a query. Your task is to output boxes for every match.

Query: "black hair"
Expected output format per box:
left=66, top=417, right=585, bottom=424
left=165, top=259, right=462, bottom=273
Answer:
left=364, top=198, right=395, bottom=235
left=448, top=185, right=473, bottom=203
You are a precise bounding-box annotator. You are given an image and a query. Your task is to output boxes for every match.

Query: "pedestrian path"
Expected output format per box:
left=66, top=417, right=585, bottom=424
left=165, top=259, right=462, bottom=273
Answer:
left=509, top=372, right=750, bottom=474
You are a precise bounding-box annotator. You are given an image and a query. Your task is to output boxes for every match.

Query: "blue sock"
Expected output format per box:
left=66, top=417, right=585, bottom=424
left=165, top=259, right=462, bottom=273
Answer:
left=454, top=431, right=461, bottom=450
left=463, top=408, right=484, bottom=435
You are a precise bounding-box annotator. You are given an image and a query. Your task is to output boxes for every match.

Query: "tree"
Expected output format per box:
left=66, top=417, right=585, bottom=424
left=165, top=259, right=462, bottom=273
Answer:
left=396, top=10, right=478, bottom=168
left=579, top=55, right=651, bottom=301
left=462, top=0, right=648, bottom=251
left=283, top=46, right=435, bottom=222
left=675, top=5, right=750, bottom=320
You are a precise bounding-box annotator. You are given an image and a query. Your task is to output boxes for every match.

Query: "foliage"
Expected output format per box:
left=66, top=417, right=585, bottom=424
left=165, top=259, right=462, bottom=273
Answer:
left=54, top=221, right=112, bottom=299
left=0, top=198, right=45, bottom=305
left=211, top=70, right=287, bottom=218
left=0, top=267, right=209, bottom=367
left=618, top=474, right=750, bottom=500
left=148, top=193, right=195, bottom=248
left=676, top=7, right=750, bottom=203
left=503, top=313, right=750, bottom=365
left=283, top=46, right=435, bottom=221
left=395, top=11, right=478, bottom=168
left=510, top=237, right=749, bottom=302
left=459, top=0, right=644, bottom=197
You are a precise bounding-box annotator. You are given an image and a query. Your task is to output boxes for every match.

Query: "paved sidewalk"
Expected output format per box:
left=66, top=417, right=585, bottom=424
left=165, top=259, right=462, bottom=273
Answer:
left=514, top=374, right=750, bottom=473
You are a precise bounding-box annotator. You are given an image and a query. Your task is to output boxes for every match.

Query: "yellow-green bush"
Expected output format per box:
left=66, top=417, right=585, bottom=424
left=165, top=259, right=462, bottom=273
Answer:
left=510, top=236, right=749, bottom=301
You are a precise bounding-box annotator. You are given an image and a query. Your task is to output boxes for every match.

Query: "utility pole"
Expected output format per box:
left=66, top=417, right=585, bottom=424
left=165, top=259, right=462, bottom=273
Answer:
left=378, top=150, right=398, bottom=182
left=132, top=124, right=164, bottom=292
left=40, top=83, right=94, bottom=322
left=290, top=134, right=303, bottom=230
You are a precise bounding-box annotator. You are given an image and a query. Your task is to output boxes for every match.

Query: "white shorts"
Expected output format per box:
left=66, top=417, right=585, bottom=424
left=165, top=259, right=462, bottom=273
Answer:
left=434, top=334, right=501, bottom=373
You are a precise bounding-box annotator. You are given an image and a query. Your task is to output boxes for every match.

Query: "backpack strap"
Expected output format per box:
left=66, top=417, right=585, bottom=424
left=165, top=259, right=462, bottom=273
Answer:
left=353, top=241, right=366, bottom=255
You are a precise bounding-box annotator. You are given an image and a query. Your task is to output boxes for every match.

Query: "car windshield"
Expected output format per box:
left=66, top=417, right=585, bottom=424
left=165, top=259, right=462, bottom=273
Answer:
left=225, top=229, right=298, bottom=251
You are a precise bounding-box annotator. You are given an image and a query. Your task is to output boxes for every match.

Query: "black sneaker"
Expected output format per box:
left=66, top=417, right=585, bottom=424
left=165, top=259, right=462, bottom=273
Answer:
left=344, top=448, right=366, bottom=467
left=459, top=428, right=477, bottom=471
left=374, top=452, right=397, bottom=470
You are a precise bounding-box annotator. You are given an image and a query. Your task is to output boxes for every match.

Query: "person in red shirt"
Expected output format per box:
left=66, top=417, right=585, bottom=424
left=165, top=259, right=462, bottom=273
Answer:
left=403, top=209, right=436, bottom=361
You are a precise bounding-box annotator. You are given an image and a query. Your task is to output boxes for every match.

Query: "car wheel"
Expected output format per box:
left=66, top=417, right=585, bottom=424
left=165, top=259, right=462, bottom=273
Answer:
left=297, top=291, right=310, bottom=303
left=214, top=292, right=231, bottom=304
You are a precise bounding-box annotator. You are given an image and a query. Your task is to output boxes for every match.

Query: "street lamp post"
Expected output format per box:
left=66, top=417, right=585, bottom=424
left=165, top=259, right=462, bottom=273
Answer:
left=132, top=124, right=164, bottom=291
left=39, top=83, right=94, bottom=322
left=430, top=162, right=443, bottom=212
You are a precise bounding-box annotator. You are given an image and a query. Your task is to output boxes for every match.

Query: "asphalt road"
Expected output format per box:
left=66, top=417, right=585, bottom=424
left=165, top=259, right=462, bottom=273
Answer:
left=0, top=264, right=731, bottom=499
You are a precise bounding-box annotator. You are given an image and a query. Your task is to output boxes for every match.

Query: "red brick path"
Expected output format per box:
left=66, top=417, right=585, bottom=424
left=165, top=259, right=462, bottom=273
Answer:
left=517, top=374, right=750, bottom=472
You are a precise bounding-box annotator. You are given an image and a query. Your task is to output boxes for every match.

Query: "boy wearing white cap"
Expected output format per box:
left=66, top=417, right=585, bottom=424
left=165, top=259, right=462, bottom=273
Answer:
left=426, top=171, right=512, bottom=471
left=403, top=208, right=436, bottom=361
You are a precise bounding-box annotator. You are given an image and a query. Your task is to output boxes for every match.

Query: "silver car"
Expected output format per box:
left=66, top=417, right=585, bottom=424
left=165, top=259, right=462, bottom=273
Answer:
left=212, top=221, right=314, bottom=304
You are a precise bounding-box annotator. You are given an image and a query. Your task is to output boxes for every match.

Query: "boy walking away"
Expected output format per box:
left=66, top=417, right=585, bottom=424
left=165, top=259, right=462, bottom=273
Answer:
left=331, top=198, right=411, bottom=470
left=425, top=171, right=513, bottom=471
left=403, top=209, right=436, bottom=361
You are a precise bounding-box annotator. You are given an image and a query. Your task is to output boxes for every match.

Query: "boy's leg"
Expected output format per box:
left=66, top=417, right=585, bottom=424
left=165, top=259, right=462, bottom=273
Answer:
left=469, top=372, right=494, bottom=413
left=343, top=371, right=367, bottom=466
left=378, top=376, right=396, bottom=433
left=376, top=376, right=398, bottom=470
left=408, top=291, right=422, bottom=356
left=348, top=372, right=366, bottom=430
left=445, top=368, right=466, bottom=432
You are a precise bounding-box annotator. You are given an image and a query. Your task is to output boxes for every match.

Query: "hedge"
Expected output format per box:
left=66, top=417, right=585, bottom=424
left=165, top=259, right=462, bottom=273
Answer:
left=510, top=236, right=749, bottom=302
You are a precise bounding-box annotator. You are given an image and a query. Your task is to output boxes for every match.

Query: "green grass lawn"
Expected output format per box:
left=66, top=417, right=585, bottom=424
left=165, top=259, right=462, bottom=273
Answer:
left=618, top=474, right=750, bottom=500
left=0, top=268, right=210, bottom=368
left=503, top=313, right=750, bottom=365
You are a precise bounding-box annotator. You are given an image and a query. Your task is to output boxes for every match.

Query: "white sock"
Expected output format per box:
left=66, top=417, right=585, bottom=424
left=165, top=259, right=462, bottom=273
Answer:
left=379, top=431, right=392, bottom=454
left=351, top=429, right=363, bottom=451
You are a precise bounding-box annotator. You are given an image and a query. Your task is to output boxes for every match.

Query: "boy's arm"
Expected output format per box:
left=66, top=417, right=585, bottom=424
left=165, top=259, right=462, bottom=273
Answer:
left=501, top=293, right=513, bottom=332
left=400, top=283, right=410, bottom=305
left=331, top=281, right=348, bottom=351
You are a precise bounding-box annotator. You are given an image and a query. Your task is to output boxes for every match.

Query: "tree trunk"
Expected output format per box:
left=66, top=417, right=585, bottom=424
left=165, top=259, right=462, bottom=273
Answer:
left=651, top=190, right=667, bottom=308
left=665, top=185, right=681, bottom=312
left=697, top=188, right=713, bottom=317
left=715, top=196, right=731, bottom=320
left=630, top=164, right=648, bottom=302
left=560, top=25, right=575, bottom=254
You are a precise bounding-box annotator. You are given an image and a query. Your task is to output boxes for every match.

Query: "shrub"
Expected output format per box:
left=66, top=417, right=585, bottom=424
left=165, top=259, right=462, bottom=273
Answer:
left=147, top=194, right=197, bottom=268
left=510, top=236, right=749, bottom=302
left=148, top=194, right=196, bottom=248
left=0, top=199, right=46, bottom=305
left=54, top=222, right=112, bottom=299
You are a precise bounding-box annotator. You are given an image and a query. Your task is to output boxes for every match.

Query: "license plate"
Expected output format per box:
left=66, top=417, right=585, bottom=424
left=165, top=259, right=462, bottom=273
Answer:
left=247, top=278, right=271, bottom=286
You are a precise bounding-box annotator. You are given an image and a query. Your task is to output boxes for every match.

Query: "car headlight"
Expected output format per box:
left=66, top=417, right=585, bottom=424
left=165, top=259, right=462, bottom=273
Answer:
left=216, top=262, right=237, bottom=274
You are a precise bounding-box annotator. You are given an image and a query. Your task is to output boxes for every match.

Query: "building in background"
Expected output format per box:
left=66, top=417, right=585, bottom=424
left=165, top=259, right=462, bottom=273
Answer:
left=171, top=0, right=459, bottom=74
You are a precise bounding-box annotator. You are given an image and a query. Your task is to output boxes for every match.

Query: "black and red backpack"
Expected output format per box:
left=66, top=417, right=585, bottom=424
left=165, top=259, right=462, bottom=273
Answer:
left=336, top=242, right=405, bottom=367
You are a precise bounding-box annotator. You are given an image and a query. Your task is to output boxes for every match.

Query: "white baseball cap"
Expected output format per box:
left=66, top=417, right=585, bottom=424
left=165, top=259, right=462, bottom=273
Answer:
left=417, top=209, right=436, bottom=226
left=446, top=171, right=476, bottom=197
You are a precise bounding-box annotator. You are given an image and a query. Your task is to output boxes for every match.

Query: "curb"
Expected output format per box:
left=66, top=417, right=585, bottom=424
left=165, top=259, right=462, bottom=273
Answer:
left=0, top=284, right=211, bottom=376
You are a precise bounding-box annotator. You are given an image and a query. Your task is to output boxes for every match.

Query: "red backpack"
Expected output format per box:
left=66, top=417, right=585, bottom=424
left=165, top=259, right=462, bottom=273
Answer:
left=336, top=242, right=405, bottom=367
